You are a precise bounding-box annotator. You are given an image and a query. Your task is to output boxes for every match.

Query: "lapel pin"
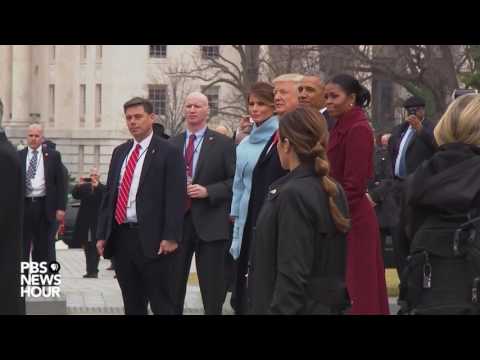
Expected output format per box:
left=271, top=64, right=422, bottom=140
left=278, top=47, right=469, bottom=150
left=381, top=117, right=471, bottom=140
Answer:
left=152, top=149, right=156, bottom=154
left=209, top=137, right=214, bottom=141
left=270, top=189, right=277, bottom=195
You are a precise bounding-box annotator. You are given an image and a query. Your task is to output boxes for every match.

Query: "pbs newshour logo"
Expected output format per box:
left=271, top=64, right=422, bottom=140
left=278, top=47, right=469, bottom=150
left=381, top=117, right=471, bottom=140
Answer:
left=20, top=261, right=62, bottom=298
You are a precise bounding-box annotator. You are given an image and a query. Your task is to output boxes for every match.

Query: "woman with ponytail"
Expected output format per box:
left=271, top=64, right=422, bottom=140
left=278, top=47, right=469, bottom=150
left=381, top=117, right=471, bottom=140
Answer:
left=325, top=74, right=390, bottom=315
left=250, top=107, right=351, bottom=314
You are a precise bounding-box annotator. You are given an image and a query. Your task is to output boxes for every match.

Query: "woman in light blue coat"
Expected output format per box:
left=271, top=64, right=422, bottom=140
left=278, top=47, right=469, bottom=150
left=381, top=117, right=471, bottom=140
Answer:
left=229, top=83, right=277, bottom=313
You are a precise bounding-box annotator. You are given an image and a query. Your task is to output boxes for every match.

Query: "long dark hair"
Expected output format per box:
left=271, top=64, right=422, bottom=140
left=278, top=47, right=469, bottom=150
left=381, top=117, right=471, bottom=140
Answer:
left=279, top=107, right=350, bottom=233
left=327, top=74, right=371, bottom=108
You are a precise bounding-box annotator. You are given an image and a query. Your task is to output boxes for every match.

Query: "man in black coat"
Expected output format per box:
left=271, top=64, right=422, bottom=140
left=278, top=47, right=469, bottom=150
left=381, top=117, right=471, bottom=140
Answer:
left=387, top=96, right=436, bottom=275
left=388, top=96, right=436, bottom=178
left=0, top=128, right=26, bottom=314
left=72, top=167, right=106, bottom=278
left=19, top=124, right=67, bottom=264
left=298, top=75, right=336, bottom=130
left=96, top=97, right=185, bottom=315
left=42, top=139, right=69, bottom=262
left=170, top=92, right=235, bottom=315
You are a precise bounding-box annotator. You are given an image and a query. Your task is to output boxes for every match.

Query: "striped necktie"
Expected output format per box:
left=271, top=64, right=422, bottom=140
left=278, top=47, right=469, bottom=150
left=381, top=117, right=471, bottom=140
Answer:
left=115, top=144, right=141, bottom=224
left=26, top=150, right=39, bottom=193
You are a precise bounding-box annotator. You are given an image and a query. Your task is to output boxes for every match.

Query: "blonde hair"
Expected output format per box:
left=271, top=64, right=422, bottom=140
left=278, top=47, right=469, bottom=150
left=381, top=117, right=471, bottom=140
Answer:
left=273, top=73, right=304, bottom=84
left=434, top=94, right=480, bottom=146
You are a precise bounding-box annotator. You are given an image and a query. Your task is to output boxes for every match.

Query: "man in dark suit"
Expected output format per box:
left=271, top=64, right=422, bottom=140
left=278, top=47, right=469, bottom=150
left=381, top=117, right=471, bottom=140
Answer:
left=19, top=124, right=66, bottom=264
left=387, top=96, right=436, bottom=275
left=42, top=139, right=69, bottom=262
left=96, top=97, right=185, bottom=315
left=388, top=96, right=436, bottom=178
left=299, top=75, right=336, bottom=130
left=72, top=167, right=105, bottom=278
left=0, top=128, right=26, bottom=314
left=170, top=92, right=235, bottom=315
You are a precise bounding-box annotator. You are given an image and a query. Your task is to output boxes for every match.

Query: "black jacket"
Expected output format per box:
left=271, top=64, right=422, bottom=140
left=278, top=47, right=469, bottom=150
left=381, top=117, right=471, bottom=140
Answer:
left=247, top=132, right=289, bottom=231
left=0, top=139, right=25, bottom=314
left=96, top=135, right=186, bottom=259
left=72, top=182, right=106, bottom=246
left=18, top=147, right=67, bottom=222
left=368, top=145, right=400, bottom=229
left=170, top=128, right=236, bottom=241
left=398, top=143, right=480, bottom=269
left=388, top=118, right=436, bottom=177
left=251, top=164, right=350, bottom=314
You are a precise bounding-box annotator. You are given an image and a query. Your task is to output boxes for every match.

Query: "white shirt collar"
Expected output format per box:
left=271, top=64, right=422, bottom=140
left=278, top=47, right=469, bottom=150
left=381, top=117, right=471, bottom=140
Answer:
left=134, top=131, right=153, bottom=151
left=186, top=126, right=207, bottom=138
left=28, top=146, right=41, bottom=155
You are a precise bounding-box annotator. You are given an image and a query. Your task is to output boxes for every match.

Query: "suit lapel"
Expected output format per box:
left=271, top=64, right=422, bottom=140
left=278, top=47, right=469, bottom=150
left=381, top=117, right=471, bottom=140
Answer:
left=138, top=137, right=158, bottom=190
left=193, top=128, right=214, bottom=182
left=256, top=134, right=275, bottom=168
left=114, top=141, right=133, bottom=188
left=42, top=148, right=49, bottom=184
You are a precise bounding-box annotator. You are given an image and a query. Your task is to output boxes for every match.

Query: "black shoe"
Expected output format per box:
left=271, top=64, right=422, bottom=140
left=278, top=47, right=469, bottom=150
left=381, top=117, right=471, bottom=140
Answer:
left=83, top=273, right=98, bottom=279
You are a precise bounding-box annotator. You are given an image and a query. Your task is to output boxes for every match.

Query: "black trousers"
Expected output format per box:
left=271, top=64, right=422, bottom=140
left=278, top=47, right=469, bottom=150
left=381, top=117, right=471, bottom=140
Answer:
left=47, top=220, right=58, bottom=262
left=112, top=225, right=176, bottom=315
left=23, top=197, right=50, bottom=263
left=85, top=229, right=100, bottom=274
left=174, top=212, right=227, bottom=315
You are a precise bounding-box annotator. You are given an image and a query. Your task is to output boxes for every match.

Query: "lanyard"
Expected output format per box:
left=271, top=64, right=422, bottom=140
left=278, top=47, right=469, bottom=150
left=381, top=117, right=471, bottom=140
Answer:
left=121, top=144, right=149, bottom=173
left=184, top=133, right=205, bottom=169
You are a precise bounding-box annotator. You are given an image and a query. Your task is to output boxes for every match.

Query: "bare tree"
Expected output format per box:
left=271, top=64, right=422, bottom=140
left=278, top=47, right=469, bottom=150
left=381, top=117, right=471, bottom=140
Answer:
left=150, top=62, right=196, bottom=137
left=329, top=45, right=461, bottom=121
left=170, top=45, right=262, bottom=118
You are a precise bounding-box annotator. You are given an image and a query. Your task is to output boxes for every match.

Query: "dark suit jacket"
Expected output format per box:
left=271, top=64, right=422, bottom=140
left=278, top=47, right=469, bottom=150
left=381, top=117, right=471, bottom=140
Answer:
left=96, top=135, right=186, bottom=259
left=0, top=139, right=25, bottom=314
left=72, top=182, right=106, bottom=246
left=248, top=132, right=289, bottom=230
left=18, top=147, right=67, bottom=222
left=170, top=128, right=235, bottom=242
left=388, top=119, right=436, bottom=177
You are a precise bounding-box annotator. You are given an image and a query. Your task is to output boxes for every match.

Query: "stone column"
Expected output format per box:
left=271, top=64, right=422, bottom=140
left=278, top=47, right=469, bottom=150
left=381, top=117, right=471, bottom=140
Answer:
left=0, top=45, right=12, bottom=127
left=10, top=45, right=32, bottom=127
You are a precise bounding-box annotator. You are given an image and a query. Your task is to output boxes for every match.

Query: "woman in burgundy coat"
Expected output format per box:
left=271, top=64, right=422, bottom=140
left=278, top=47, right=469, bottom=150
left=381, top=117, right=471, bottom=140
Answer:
left=325, top=74, right=389, bottom=315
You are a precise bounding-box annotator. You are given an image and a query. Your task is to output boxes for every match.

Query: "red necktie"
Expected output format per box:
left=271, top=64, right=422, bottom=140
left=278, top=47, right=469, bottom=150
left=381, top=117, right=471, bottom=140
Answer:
left=272, top=130, right=280, bottom=145
left=185, top=134, right=196, bottom=211
left=115, top=144, right=141, bottom=224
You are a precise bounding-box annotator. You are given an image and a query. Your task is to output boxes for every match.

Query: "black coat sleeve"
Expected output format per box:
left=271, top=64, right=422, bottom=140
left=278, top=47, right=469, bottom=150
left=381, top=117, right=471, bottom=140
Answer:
left=270, top=188, right=315, bottom=314
left=96, top=148, right=118, bottom=241
left=206, top=140, right=236, bottom=207
left=161, top=145, right=186, bottom=242
left=54, top=152, right=67, bottom=211
left=71, top=183, right=93, bottom=200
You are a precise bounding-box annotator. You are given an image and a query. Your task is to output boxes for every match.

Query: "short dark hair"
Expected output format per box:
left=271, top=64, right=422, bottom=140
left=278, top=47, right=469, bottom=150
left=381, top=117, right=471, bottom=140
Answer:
left=123, top=97, right=154, bottom=114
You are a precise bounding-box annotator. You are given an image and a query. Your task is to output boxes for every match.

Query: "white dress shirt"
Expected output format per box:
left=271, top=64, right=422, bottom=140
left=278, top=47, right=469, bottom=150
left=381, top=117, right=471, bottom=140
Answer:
left=394, top=125, right=414, bottom=177
left=26, top=146, right=46, bottom=197
left=119, top=131, right=153, bottom=223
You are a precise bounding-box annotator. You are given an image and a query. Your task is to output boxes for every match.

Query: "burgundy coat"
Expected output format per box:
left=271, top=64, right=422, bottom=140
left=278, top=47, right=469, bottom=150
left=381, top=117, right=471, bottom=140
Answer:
left=327, top=106, right=389, bottom=315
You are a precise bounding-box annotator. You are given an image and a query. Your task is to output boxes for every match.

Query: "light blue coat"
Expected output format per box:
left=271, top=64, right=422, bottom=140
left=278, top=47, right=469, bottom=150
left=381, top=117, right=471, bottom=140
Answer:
left=229, top=115, right=278, bottom=259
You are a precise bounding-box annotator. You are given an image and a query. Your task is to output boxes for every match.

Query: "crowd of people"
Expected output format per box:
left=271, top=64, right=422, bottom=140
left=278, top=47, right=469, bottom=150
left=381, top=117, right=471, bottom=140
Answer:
left=1, top=70, right=480, bottom=315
